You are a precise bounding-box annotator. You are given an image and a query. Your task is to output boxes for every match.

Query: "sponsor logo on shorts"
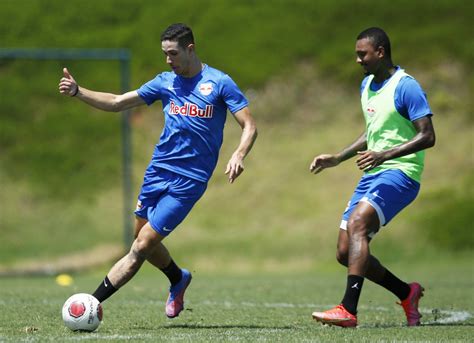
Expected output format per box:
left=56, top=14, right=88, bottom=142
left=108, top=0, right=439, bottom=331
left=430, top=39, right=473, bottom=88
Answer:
left=169, top=100, right=213, bottom=118
left=135, top=200, right=143, bottom=211
left=372, top=191, right=385, bottom=207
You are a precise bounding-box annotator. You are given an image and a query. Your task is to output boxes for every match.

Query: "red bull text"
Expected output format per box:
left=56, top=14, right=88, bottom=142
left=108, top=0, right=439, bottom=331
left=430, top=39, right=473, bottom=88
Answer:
left=169, top=101, right=213, bottom=118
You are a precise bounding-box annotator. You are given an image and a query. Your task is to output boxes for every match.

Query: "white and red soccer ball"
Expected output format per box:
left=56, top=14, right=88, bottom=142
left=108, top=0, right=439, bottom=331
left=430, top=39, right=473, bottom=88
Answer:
left=62, top=293, right=103, bottom=332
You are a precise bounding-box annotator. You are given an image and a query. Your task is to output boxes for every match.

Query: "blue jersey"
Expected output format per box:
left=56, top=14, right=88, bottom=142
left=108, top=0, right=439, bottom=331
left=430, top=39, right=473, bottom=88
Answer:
left=137, top=64, right=248, bottom=183
left=360, top=66, right=432, bottom=121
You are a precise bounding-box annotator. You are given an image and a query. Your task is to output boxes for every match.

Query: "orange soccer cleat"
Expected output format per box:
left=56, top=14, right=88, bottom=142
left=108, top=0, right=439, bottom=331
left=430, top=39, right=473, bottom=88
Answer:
left=312, top=304, right=358, bottom=328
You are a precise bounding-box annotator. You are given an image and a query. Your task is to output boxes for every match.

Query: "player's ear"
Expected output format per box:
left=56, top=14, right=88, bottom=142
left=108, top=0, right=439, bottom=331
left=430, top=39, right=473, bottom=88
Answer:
left=376, top=45, right=385, bottom=58
left=187, top=43, right=195, bottom=54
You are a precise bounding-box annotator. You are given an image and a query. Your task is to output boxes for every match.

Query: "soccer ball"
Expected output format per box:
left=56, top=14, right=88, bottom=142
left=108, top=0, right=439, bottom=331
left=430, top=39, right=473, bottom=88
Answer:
left=62, top=293, right=103, bottom=332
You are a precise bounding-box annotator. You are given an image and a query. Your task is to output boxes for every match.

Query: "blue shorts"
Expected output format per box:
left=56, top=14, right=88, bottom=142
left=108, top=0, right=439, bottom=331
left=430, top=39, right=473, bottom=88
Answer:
left=134, top=166, right=207, bottom=237
left=340, top=169, right=420, bottom=235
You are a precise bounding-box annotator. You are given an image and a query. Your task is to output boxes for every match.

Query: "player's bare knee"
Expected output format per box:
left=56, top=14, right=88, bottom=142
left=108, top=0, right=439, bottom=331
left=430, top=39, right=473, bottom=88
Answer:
left=347, top=215, right=368, bottom=238
left=129, top=237, right=153, bottom=264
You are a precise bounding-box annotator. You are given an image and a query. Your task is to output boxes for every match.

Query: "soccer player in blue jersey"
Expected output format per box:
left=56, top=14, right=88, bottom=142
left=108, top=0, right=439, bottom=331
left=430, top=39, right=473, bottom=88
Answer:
left=309, top=27, right=435, bottom=327
left=59, top=23, right=257, bottom=318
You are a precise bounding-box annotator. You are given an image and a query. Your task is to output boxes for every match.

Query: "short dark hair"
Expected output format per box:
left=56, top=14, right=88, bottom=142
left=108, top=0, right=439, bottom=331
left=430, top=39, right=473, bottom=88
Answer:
left=357, top=27, right=391, bottom=59
left=161, top=23, right=195, bottom=49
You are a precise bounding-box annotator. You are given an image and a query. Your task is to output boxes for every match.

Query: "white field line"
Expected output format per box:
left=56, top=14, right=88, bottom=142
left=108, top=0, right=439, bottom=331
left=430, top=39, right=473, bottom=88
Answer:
left=65, top=334, right=154, bottom=341
left=199, top=300, right=472, bottom=324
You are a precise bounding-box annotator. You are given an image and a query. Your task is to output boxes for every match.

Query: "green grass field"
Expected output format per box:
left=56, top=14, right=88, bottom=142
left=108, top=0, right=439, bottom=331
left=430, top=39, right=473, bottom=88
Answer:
left=1, top=258, right=472, bottom=342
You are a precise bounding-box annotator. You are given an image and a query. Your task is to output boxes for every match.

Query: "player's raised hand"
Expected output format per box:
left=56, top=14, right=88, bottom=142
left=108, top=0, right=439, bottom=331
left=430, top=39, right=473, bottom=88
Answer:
left=309, top=154, right=340, bottom=174
left=225, top=152, right=245, bottom=183
left=59, top=67, right=79, bottom=97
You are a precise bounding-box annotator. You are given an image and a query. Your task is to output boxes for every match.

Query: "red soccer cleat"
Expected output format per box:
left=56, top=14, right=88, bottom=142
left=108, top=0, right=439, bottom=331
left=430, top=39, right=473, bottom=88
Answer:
left=398, top=282, right=424, bottom=326
left=312, top=304, right=357, bottom=328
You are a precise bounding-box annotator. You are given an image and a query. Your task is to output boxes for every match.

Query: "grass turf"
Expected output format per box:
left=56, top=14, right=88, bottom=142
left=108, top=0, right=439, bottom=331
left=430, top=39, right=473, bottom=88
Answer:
left=1, top=259, right=472, bottom=342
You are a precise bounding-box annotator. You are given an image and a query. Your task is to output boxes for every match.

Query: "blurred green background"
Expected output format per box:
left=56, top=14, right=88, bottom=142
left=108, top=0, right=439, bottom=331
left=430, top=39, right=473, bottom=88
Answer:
left=0, top=0, right=473, bottom=272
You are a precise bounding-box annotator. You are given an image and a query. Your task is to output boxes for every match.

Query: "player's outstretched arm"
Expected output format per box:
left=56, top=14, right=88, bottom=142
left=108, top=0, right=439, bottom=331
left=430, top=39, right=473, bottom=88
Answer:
left=309, top=154, right=341, bottom=174
left=225, top=107, right=258, bottom=183
left=310, top=132, right=367, bottom=174
left=58, top=67, right=145, bottom=112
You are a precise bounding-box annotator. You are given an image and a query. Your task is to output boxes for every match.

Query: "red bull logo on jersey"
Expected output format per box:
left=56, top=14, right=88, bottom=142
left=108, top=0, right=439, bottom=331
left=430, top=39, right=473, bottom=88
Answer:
left=169, top=101, right=214, bottom=118
left=366, top=107, right=377, bottom=117
left=199, top=83, right=213, bottom=96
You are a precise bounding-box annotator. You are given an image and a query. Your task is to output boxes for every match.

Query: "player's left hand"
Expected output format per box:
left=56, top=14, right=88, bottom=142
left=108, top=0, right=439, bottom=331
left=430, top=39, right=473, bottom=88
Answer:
left=59, top=67, right=79, bottom=97
left=225, top=153, right=245, bottom=183
left=356, top=150, right=385, bottom=171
